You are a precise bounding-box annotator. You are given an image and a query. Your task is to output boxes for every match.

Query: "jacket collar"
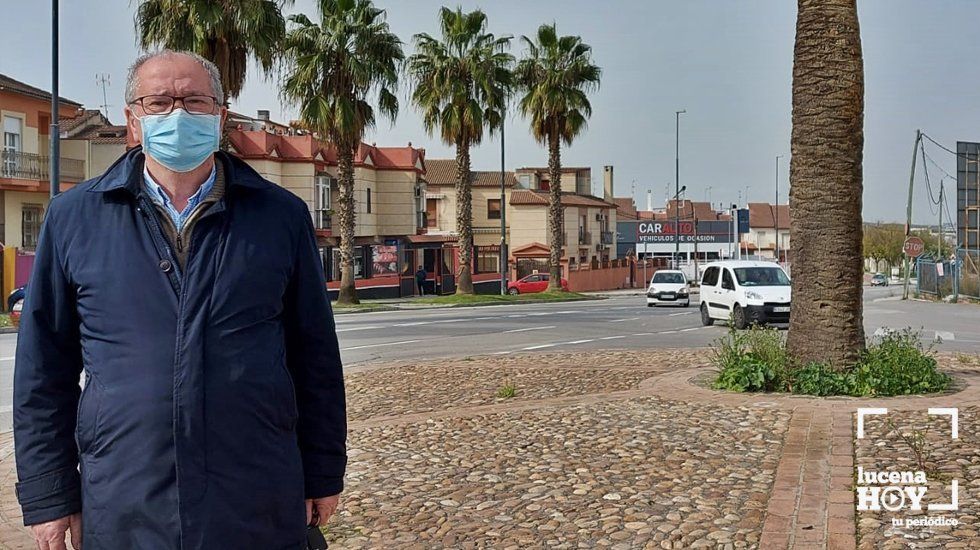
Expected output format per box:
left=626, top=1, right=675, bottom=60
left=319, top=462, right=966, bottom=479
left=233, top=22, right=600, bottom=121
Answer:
left=88, top=147, right=267, bottom=194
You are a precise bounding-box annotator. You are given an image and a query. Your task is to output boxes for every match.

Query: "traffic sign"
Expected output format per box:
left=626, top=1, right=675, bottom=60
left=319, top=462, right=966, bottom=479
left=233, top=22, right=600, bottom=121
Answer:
left=903, top=236, right=925, bottom=258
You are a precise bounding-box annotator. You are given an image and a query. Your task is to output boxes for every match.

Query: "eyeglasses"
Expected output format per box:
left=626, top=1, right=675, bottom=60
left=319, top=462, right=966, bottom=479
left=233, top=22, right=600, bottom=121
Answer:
left=130, top=95, right=218, bottom=115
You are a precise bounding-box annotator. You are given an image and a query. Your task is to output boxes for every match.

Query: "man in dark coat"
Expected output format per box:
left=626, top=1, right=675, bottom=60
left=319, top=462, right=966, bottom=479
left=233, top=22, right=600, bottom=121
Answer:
left=14, top=50, right=347, bottom=550
left=415, top=265, right=427, bottom=296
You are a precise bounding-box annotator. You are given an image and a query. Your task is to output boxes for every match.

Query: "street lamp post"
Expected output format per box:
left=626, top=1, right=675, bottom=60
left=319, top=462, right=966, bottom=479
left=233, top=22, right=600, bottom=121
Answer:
left=50, top=0, right=60, bottom=198
left=674, top=110, right=685, bottom=264
left=775, top=155, right=782, bottom=262
left=500, top=112, right=507, bottom=295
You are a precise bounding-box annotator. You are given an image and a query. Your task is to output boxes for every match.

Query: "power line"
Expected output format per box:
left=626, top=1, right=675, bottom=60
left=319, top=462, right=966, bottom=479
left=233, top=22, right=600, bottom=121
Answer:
left=922, top=132, right=974, bottom=160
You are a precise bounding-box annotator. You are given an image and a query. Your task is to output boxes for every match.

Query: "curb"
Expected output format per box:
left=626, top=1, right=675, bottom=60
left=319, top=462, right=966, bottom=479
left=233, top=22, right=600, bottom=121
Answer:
left=0, top=327, right=16, bottom=335
left=332, top=295, right=604, bottom=315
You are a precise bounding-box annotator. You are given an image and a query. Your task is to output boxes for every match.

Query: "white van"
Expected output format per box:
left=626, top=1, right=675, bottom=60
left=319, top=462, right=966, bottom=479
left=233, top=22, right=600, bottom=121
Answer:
left=699, top=261, right=791, bottom=328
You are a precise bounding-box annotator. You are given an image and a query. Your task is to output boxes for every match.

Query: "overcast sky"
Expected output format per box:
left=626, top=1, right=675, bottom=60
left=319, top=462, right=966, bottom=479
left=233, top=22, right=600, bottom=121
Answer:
left=3, top=0, right=976, bottom=224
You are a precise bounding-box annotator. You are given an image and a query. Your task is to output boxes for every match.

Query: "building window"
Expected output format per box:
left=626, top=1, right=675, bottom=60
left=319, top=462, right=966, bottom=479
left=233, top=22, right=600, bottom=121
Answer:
left=426, top=198, right=438, bottom=228
left=331, top=247, right=366, bottom=280
left=518, top=174, right=531, bottom=188
left=371, top=245, right=399, bottom=277
left=314, top=174, right=332, bottom=229
left=22, top=204, right=43, bottom=250
left=2, top=116, right=23, bottom=178
left=487, top=198, right=501, bottom=220
left=366, top=188, right=372, bottom=214
left=476, top=251, right=499, bottom=274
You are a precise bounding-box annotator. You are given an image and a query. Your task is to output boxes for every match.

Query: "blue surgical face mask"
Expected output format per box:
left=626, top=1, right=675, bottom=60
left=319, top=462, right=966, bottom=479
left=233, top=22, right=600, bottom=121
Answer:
left=139, top=109, right=221, bottom=173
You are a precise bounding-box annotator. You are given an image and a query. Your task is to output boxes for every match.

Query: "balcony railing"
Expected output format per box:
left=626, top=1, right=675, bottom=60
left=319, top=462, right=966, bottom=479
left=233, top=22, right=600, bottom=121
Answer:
left=1, top=150, right=86, bottom=182
left=600, top=231, right=615, bottom=245
left=313, top=209, right=332, bottom=231
left=578, top=230, right=592, bottom=245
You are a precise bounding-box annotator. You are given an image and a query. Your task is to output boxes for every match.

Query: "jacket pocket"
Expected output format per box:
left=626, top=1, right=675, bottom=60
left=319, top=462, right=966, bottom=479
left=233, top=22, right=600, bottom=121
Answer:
left=276, top=356, right=299, bottom=432
left=74, top=372, right=102, bottom=455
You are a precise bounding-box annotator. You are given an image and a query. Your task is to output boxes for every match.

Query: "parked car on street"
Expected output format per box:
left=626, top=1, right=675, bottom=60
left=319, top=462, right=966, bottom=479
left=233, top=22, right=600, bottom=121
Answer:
left=507, top=273, right=568, bottom=295
left=7, top=285, right=25, bottom=313
left=699, top=261, right=791, bottom=329
left=646, top=269, right=690, bottom=307
left=870, top=273, right=889, bottom=286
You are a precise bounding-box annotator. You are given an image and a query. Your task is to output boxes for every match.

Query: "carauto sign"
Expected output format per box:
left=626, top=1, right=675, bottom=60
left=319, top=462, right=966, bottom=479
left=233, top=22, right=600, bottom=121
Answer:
left=635, top=221, right=733, bottom=243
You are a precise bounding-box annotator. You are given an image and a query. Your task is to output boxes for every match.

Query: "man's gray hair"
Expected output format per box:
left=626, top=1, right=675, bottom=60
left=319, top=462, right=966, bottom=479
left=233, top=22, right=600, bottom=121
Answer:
left=125, top=50, right=225, bottom=105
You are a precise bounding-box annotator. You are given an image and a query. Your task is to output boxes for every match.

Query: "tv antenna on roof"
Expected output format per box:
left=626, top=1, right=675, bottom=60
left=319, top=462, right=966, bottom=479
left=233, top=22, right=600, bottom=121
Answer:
left=96, top=73, right=111, bottom=119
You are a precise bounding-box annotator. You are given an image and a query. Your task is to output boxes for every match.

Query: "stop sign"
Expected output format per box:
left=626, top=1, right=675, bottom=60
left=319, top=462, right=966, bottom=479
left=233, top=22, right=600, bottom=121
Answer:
left=903, top=236, right=925, bottom=257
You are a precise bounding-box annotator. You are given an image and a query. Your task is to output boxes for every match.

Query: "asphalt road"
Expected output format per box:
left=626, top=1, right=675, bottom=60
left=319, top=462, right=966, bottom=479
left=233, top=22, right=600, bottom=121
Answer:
left=1, top=285, right=978, bottom=431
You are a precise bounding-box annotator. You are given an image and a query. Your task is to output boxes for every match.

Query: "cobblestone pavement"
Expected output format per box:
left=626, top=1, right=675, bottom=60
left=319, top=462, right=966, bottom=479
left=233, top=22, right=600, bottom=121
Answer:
left=0, top=350, right=977, bottom=549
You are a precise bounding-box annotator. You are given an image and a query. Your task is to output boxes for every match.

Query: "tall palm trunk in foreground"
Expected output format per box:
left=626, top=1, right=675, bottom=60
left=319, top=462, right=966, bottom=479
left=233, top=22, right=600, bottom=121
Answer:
left=786, top=0, right=866, bottom=367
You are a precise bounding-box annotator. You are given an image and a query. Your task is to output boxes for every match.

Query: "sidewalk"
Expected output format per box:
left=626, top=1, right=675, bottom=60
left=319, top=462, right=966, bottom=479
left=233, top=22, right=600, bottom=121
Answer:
left=0, top=350, right=976, bottom=549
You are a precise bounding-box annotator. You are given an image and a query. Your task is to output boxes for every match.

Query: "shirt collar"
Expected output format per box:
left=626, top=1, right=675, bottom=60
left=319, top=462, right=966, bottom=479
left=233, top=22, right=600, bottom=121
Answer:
left=142, top=164, right=217, bottom=211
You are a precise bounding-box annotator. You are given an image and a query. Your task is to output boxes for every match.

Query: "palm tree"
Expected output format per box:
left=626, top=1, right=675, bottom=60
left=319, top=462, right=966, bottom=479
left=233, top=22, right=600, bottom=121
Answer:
left=515, top=24, right=601, bottom=291
left=134, top=0, right=291, bottom=100
left=785, top=0, right=865, bottom=367
left=407, top=7, right=513, bottom=295
left=281, top=0, right=403, bottom=305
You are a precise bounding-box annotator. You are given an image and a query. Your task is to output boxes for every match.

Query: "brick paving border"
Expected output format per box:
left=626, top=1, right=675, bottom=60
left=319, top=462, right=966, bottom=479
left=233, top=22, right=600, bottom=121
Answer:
left=0, top=354, right=976, bottom=550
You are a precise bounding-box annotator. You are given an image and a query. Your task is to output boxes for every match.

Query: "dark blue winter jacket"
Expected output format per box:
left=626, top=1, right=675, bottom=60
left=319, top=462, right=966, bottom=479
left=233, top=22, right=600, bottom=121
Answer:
left=13, top=148, right=347, bottom=549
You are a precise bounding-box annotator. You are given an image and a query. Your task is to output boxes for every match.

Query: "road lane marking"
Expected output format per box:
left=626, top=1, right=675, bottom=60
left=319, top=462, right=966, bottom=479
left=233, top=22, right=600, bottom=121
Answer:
left=661, top=330, right=678, bottom=334
left=935, top=331, right=955, bottom=342
left=669, top=311, right=694, bottom=316
left=608, top=317, right=640, bottom=323
left=335, top=325, right=382, bottom=333
left=341, top=339, right=421, bottom=351
left=503, top=325, right=556, bottom=333
left=679, top=327, right=699, bottom=332
left=523, top=343, right=557, bottom=350
left=565, top=339, right=595, bottom=345
left=632, top=333, right=654, bottom=336
left=0, top=356, right=14, bottom=362
left=491, top=351, right=512, bottom=355
left=599, top=335, right=626, bottom=340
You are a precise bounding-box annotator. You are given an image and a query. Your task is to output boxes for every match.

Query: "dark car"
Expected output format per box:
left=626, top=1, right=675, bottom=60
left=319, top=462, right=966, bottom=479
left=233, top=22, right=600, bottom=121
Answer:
left=7, top=285, right=25, bottom=313
left=870, top=273, right=888, bottom=286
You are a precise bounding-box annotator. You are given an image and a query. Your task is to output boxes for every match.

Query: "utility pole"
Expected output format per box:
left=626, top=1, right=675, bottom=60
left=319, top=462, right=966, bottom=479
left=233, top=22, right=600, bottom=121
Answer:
left=775, top=155, right=782, bottom=262
left=675, top=110, right=685, bottom=264
left=938, top=179, right=943, bottom=259
left=500, top=112, right=507, bottom=295
left=96, top=73, right=111, bottom=119
left=50, top=0, right=60, bottom=198
left=902, top=130, right=922, bottom=300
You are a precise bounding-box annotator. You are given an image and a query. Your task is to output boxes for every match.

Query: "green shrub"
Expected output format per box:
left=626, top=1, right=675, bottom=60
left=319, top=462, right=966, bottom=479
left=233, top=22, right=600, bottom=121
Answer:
left=849, top=329, right=950, bottom=396
left=712, top=326, right=950, bottom=396
left=712, top=325, right=788, bottom=392
left=790, top=363, right=853, bottom=396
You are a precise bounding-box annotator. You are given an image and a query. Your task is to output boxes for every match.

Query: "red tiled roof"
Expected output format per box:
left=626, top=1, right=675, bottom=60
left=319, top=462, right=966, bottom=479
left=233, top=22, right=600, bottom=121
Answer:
left=510, top=189, right=617, bottom=209
left=226, top=130, right=425, bottom=172
left=612, top=198, right=637, bottom=219
left=0, top=73, right=82, bottom=106
left=424, top=158, right=517, bottom=187
left=748, top=202, right=790, bottom=229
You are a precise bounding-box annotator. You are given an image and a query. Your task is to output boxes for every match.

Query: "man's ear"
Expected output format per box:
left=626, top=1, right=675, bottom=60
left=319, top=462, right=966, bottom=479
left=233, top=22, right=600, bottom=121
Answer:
left=125, top=106, right=142, bottom=145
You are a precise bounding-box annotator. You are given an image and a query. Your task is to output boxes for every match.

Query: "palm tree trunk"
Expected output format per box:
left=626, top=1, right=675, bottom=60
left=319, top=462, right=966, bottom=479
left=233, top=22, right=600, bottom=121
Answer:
left=786, top=0, right=865, bottom=367
left=547, top=131, right=564, bottom=291
left=455, top=140, right=475, bottom=294
left=336, top=146, right=359, bottom=305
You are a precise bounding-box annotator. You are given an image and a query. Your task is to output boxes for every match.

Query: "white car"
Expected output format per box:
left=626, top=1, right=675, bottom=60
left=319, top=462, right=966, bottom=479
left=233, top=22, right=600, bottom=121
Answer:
left=699, top=261, right=791, bottom=328
left=646, top=269, right=691, bottom=307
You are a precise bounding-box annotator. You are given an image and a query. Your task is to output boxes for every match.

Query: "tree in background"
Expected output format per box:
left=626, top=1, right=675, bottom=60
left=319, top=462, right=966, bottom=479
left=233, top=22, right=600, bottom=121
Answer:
left=515, top=24, right=601, bottom=290
left=281, top=0, right=403, bottom=305
left=863, top=223, right=905, bottom=273
left=407, top=7, right=513, bottom=295
left=786, top=0, right=866, bottom=367
left=135, top=0, right=290, bottom=100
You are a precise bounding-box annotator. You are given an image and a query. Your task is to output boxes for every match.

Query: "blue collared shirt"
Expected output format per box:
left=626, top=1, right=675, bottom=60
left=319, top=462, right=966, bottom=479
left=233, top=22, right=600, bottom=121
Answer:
left=143, top=166, right=216, bottom=231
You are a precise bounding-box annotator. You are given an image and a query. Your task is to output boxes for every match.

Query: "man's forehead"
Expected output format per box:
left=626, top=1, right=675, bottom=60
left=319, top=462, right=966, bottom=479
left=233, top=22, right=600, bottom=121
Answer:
left=135, top=56, right=213, bottom=95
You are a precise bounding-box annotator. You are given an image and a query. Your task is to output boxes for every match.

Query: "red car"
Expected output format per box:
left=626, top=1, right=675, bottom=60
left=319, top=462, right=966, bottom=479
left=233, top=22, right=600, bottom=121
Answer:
left=507, top=273, right=569, bottom=294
